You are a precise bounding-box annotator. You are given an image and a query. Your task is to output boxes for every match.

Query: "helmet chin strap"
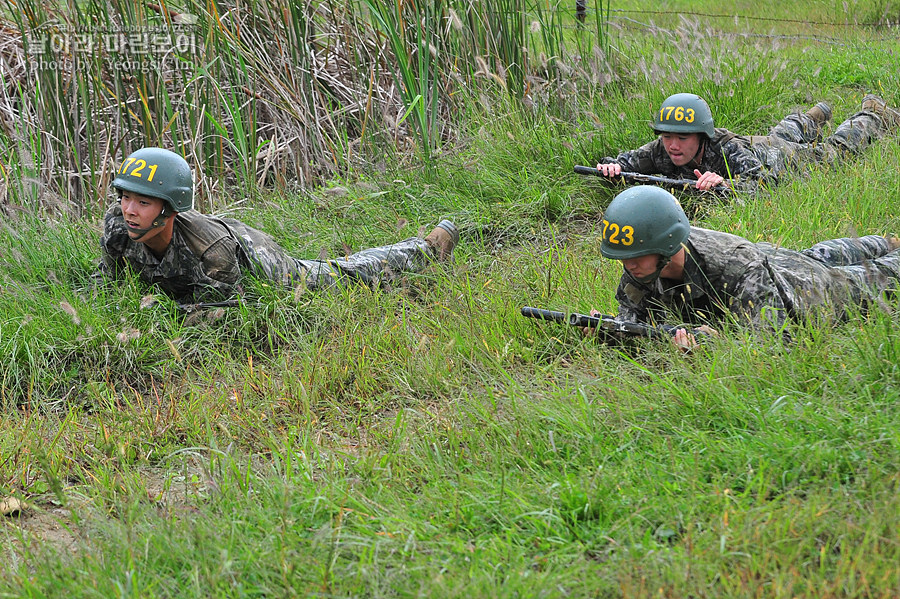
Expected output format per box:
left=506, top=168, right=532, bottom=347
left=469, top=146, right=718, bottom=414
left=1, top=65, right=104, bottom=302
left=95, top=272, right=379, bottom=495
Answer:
left=686, top=138, right=706, bottom=170
left=633, top=255, right=672, bottom=286
left=122, top=203, right=171, bottom=241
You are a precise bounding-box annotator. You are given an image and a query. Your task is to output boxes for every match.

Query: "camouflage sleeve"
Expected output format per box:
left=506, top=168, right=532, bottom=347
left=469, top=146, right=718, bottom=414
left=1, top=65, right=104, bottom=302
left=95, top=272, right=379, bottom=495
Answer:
left=601, top=140, right=662, bottom=174
left=192, top=237, right=243, bottom=302
left=96, top=205, right=131, bottom=281
left=96, top=252, right=123, bottom=282
left=719, top=139, right=774, bottom=192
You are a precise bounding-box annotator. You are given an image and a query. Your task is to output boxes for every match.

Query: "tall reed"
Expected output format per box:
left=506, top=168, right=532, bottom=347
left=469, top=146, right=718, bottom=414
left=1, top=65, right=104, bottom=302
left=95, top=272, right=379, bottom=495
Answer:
left=0, top=0, right=612, bottom=213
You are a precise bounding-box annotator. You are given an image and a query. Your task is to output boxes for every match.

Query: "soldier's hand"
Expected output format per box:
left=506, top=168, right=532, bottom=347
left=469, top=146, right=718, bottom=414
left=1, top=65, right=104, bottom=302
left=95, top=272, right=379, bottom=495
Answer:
left=596, top=163, right=622, bottom=177
left=582, top=308, right=603, bottom=336
left=671, top=325, right=718, bottom=353
left=693, top=169, right=727, bottom=191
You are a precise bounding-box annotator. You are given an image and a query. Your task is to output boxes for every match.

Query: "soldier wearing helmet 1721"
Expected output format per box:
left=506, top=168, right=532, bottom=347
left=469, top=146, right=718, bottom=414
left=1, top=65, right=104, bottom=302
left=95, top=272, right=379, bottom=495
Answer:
left=595, top=92, right=900, bottom=192
left=99, top=147, right=459, bottom=303
left=588, top=186, right=900, bottom=350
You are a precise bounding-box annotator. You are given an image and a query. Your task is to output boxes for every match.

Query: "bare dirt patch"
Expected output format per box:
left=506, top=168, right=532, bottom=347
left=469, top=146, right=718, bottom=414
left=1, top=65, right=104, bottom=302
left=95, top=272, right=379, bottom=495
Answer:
left=2, top=458, right=214, bottom=560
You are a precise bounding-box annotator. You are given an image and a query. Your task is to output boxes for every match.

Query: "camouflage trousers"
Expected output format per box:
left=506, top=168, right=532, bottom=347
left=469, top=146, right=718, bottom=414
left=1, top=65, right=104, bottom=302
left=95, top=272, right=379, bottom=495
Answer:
left=295, top=238, right=435, bottom=290
left=801, top=235, right=893, bottom=266
left=751, top=109, right=888, bottom=178
left=802, top=235, right=900, bottom=305
left=238, top=233, right=436, bottom=291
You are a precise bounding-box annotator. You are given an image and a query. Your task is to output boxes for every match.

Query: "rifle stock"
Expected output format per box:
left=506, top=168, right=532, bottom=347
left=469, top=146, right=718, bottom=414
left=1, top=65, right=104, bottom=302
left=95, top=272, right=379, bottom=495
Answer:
left=573, top=165, right=730, bottom=194
left=521, top=306, right=706, bottom=341
left=176, top=299, right=242, bottom=313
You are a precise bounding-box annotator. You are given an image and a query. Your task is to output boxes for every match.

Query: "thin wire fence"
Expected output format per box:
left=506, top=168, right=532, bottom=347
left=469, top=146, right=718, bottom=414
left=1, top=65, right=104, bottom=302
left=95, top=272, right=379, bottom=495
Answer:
left=479, top=6, right=900, bottom=44
left=608, top=8, right=898, bottom=28
left=610, top=16, right=849, bottom=47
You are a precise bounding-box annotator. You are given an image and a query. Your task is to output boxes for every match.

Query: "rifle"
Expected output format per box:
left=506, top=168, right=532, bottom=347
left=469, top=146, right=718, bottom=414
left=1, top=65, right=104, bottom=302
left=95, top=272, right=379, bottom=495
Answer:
left=176, top=299, right=243, bottom=314
left=573, top=165, right=731, bottom=194
left=520, top=306, right=708, bottom=341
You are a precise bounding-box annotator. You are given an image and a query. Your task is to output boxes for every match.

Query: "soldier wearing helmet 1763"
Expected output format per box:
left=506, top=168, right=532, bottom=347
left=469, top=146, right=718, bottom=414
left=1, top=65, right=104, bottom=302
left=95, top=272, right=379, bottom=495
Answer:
left=587, top=186, right=900, bottom=351
left=98, top=147, right=459, bottom=303
left=595, top=92, right=900, bottom=192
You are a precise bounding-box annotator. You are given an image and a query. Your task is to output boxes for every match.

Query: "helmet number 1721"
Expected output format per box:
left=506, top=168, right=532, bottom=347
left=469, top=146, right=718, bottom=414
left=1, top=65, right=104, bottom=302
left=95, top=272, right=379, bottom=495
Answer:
left=119, top=158, right=159, bottom=182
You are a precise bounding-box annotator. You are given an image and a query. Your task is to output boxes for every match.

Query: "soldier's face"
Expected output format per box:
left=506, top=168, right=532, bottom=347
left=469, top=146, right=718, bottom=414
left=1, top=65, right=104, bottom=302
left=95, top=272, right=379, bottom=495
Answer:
left=621, top=254, right=661, bottom=279
left=120, top=191, right=167, bottom=241
left=660, top=133, right=701, bottom=166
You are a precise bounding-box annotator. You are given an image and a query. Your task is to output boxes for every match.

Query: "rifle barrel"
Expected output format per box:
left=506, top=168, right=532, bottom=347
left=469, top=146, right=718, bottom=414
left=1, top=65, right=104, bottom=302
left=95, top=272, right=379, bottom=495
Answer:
left=573, top=165, right=604, bottom=177
left=522, top=305, right=709, bottom=343
left=520, top=306, right=567, bottom=323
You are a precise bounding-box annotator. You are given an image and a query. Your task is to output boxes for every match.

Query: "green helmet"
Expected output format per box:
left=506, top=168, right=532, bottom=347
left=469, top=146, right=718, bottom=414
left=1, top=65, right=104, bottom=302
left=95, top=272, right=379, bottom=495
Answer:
left=600, top=186, right=690, bottom=259
left=652, top=93, right=715, bottom=138
left=112, top=147, right=193, bottom=212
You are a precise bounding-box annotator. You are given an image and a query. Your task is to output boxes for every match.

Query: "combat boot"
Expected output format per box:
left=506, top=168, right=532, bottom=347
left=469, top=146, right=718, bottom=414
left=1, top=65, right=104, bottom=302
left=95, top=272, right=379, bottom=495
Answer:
left=805, top=102, right=832, bottom=124
left=884, top=233, right=900, bottom=252
left=861, top=94, right=900, bottom=130
left=424, top=220, right=459, bottom=261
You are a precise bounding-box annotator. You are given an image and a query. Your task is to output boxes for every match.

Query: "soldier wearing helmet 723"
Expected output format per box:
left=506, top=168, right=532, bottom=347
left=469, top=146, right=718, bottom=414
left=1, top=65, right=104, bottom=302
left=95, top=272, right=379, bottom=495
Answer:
left=99, top=147, right=459, bottom=303
left=596, top=92, right=899, bottom=192
left=588, top=186, right=900, bottom=350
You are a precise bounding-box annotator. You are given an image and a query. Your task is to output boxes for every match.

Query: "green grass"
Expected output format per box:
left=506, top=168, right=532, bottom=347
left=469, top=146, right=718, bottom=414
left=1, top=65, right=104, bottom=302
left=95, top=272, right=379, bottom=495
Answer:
left=3, top=1, right=900, bottom=597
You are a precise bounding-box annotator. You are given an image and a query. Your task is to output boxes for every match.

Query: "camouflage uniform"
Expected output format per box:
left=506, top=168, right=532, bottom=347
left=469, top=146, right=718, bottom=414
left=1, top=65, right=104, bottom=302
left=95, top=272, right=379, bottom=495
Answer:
left=615, top=227, right=900, bottom=330
left=602, top=109, right=890, bottom=191
left=99, top=204, right=437, bottom=302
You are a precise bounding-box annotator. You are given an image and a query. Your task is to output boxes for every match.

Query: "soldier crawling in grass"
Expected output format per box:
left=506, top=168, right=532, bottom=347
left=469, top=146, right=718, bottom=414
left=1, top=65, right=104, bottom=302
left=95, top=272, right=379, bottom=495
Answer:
left=595, top=92, right=900, bottom=192
left=587, top=186, right=900, bottom=350
left=97, top=147, right=459, bottom=303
